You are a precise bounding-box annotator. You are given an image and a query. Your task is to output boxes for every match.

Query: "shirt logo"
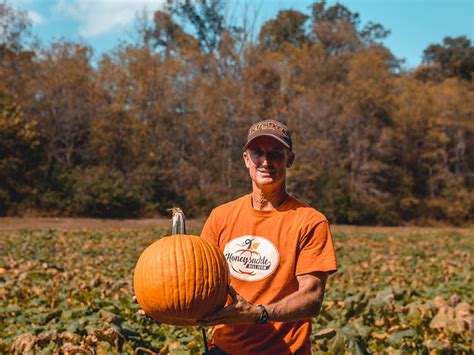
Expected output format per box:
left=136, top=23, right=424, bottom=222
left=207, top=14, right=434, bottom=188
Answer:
left=223, top=236, right=280, bottom=281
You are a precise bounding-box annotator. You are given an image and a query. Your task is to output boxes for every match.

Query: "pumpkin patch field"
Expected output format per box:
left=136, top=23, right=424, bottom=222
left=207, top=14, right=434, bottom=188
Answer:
left=0, top=225, right=472, bottom=353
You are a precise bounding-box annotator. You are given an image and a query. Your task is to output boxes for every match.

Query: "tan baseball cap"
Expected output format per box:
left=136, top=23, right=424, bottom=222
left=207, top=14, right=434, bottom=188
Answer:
left=243, top=119, right=292, bottom=152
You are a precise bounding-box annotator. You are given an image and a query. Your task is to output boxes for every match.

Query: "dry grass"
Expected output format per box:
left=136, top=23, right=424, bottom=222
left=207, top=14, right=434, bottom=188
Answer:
left=0, top=217, right=472, bottom=237
left=0, top=217, right=205, bottom=232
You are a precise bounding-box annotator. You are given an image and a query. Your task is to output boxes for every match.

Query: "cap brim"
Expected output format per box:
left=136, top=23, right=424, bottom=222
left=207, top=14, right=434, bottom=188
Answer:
left=243, top=133, right=291, bottom=151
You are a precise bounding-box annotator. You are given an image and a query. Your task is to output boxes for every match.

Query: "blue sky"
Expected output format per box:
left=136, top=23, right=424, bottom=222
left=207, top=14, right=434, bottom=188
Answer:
left=13, top=0, right=474, bottom=69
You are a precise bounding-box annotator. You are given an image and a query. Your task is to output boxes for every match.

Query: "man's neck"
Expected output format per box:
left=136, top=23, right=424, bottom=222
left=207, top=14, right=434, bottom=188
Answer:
left=251, top=184, right=288, bottom=211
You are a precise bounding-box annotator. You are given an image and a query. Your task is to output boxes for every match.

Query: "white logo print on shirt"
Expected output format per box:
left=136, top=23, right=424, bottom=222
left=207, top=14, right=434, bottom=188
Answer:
left=223, top=236, right=280, bottom=281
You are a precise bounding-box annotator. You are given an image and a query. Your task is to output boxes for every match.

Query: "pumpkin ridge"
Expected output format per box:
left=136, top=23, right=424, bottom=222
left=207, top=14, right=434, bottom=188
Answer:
left=180, top=237, right=192, bottom=309
left=164, top=237, right=174, bottom=317
left=180, top=235, right=191, bottom=313
left=200, top=236, right=212, bottom=315
left=172, top=237, right=181, bottom=316
left=175, top=236, right=183, bottom=314
left=159, top=239, right=169, bottom=316
left=203, top=238, right=220, bottom=314
left=147, top=243, right=155, bottom=311
left=143, top=246, right=154, bottom=312
left=216, top=240, right=229, bottom=308
left=189, top=236, right=201, bottom=317
left=208, top=239, right=225, bottom=313
left=210, top=240, right=221, bottom=312
left=198, top=237, right=210, bottom=315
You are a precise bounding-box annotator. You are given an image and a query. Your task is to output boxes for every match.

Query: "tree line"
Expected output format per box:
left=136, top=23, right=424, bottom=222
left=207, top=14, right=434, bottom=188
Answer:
left=1, top=0, right=473, bottom=225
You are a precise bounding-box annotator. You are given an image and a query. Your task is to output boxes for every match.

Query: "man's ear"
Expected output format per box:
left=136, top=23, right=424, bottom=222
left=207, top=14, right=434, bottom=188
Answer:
left=243, top=151, right=251, bottom=169
left=286, top=151, right=295, bottom=168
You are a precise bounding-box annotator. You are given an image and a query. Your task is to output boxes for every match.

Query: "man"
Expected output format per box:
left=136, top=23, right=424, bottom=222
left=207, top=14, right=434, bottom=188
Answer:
left=199, top=119, right=337, bottom=354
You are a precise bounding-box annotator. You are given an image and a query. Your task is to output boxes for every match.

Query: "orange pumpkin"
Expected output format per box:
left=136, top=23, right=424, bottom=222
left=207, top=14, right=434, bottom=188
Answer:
left=133, top=209, right=229, bottom=325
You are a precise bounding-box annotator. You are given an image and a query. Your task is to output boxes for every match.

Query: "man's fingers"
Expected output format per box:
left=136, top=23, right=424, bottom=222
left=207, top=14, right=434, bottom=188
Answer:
left=199, top=309, right=227, bottom=323
left=198, top=314, right=228, bottom=326
left=138, top=309, right=155, bottom=322
left=198, top=305, right=238, bottom=324
left=228, top=284, right=237, bottom=296
left=228, top=284, right=240, bottom=302
left=133, top=295, right=152, bottom=320
left=197, top=320, right=216, bottom=326
left=138, top=309, right=146, bottom=316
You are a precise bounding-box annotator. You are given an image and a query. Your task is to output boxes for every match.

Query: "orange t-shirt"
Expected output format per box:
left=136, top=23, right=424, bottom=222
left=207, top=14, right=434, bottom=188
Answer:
left=201, top=193, right=337, bottom=354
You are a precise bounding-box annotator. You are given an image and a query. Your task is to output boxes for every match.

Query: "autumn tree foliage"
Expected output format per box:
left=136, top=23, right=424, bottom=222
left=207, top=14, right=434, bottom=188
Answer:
left=0, top=0, right=472, bottom=224
left=417, top=36, right=474, bottom=81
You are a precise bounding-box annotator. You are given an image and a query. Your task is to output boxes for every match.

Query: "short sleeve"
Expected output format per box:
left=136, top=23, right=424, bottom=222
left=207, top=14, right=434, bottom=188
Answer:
left=295, top=220, right=337, bottom=276
left=200, top=208, right=219, bottom=248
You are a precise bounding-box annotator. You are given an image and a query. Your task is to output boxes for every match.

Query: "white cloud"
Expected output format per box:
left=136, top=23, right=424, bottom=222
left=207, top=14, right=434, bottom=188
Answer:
left=28, top=10, right=44, bottom=25
left=10, top=1, right=45, bottom=25
left=14, top=0, right=37, bottom=5
left=55, top=0, right=165, bottom=37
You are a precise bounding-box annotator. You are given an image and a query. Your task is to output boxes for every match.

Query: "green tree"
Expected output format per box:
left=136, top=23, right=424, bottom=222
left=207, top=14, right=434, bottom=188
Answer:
left=166, top=0, right=226, bottom=55
left=0, top=0, right=36, bottom=104
left=310, top=0, right=390, bottom=55
left=0, top=95, right=39, bottom=214
left=28, top=41, right=97, bottom=171
left=141, top=9, right=200, bottom=61
left=259, top=10, right=309, bottom=52
left=418, top=36, right=474, bottom=81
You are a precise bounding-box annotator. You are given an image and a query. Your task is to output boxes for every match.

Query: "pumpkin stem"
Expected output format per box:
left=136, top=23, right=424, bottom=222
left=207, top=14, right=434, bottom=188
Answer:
left=170, top=207, right=186, bottom=235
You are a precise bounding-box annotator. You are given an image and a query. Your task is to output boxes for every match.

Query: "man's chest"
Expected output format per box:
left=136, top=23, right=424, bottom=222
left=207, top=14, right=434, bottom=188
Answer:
left=217, top=215, right=301, bottom=282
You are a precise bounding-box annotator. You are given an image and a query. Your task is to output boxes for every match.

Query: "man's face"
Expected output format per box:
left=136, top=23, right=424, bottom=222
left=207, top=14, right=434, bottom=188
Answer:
left=243, top=136, right=294, bottom=187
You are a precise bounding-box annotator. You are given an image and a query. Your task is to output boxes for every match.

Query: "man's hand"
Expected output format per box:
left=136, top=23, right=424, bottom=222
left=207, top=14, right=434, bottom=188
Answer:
left=198, top=271, right=328, bottom=326
left=132, top=295, right=156, bottom=323
left=198, top=285, right=260, bottom=326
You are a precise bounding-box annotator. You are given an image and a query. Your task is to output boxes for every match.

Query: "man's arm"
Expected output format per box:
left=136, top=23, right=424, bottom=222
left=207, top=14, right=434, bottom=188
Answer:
left=268, top=271, right=328, bottom=322
left=198, top=271, right=328, bottom=325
